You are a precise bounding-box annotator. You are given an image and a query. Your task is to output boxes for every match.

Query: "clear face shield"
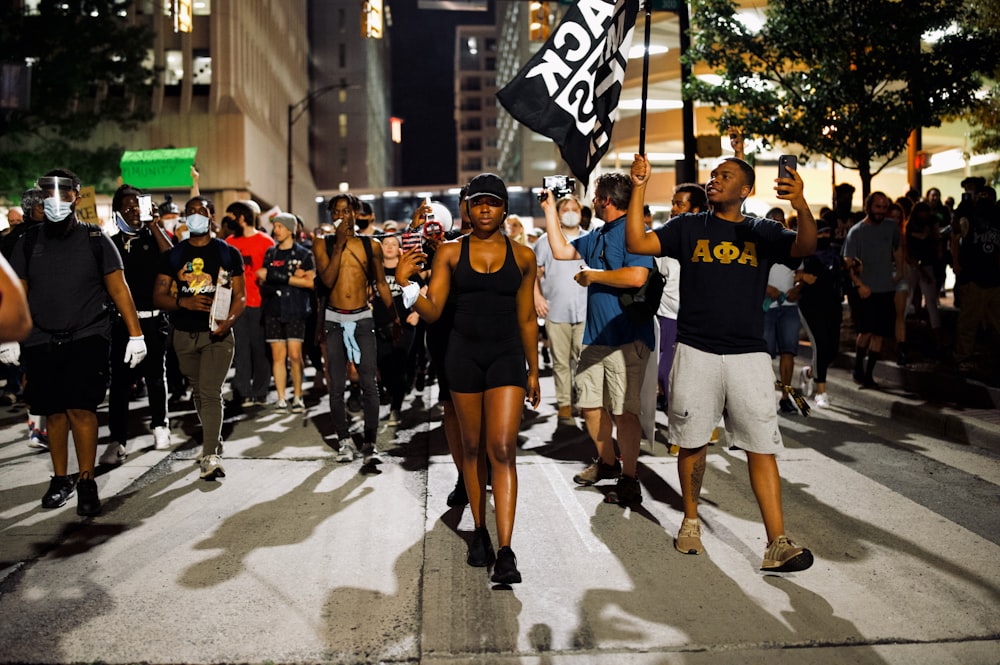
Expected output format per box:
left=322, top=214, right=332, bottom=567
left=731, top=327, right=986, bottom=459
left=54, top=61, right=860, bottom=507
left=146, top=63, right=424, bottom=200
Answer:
left=36, top=176, right=79, bottom=222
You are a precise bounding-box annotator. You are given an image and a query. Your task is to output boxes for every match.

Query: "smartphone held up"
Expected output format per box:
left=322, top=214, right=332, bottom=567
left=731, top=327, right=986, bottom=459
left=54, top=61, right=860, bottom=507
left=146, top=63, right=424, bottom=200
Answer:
left=777, top=155, right=797, bottom=195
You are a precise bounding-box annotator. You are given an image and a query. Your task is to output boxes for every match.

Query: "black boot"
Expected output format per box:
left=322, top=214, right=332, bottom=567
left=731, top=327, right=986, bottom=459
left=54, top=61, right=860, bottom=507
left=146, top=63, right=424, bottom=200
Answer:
left=447, top=472, right=468, bottom=507
left=467, top=526, right=495, bottom=567
left=896, top=342, right=909, bottom=366
left=853, top=348, right=868, bottom=383
left=76, top=478, right=102, bottom=516
left=863, top=351, right=880, bottom=388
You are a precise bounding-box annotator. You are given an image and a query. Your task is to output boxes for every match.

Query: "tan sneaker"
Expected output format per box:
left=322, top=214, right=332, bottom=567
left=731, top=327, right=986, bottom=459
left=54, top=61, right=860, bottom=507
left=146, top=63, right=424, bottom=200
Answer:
left=573, top=458, right=621, bottom=486
left=761, top=535, right=814, bottom=572
left=675, top=517, right=704, bottom=555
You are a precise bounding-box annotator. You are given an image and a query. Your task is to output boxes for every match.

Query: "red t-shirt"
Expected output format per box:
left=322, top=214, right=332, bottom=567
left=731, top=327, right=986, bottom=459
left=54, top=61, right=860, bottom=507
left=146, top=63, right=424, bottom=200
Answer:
left=227, top=231, right=276, bottom=308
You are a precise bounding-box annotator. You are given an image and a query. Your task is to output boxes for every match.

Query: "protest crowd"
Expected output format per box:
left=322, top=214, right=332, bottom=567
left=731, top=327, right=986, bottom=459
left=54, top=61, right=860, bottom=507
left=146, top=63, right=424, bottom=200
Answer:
left=0, top=152, right=997, bottom=585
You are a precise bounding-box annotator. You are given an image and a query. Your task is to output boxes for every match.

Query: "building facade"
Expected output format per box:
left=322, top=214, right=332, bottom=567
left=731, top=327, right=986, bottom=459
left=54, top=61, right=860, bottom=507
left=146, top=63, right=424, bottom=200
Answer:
left=454, top=25, right=500, bottom=186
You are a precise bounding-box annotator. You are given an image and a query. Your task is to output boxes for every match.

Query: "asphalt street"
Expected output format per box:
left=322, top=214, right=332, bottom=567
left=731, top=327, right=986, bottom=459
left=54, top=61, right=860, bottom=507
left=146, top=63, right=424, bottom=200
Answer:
left=0, top=363, right=998, bottom=664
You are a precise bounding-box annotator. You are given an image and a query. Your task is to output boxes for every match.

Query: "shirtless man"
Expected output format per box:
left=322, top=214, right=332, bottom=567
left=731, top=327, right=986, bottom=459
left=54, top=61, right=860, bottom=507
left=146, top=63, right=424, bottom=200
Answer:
left=313, top=193, right=400, bottom=465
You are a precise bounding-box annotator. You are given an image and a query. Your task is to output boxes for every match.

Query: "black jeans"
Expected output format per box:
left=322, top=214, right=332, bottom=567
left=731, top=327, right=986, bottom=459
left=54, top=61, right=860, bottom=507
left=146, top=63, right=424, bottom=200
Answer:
left=232, top=306, right=270, bottom=401
left=109, top=315, right=169, bottom=443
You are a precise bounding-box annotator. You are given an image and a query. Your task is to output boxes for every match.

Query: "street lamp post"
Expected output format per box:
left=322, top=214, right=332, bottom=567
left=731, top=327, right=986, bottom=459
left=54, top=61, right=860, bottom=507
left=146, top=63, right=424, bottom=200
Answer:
left=286, top=83, right=343, bottom=213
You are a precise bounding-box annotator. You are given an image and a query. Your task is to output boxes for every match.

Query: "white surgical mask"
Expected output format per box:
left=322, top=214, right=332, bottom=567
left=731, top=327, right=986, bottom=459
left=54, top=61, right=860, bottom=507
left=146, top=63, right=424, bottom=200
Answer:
left=114, top=211, right=139, bottom=236
left=186, top=213, right=210, bottom=236
left=43, top=197, right=74, bottom=222
left=560, top=211, right=581, bottom=228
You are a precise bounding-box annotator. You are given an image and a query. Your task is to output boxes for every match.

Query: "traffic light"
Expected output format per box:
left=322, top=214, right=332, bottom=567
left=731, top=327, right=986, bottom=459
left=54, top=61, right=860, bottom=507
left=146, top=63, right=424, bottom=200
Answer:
left=529, top=2, right=551, bottom=42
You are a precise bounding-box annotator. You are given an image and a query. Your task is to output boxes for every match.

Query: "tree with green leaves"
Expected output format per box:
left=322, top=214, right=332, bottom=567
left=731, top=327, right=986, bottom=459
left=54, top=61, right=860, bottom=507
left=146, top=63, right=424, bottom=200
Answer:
left=0, top=0, right=157, bottom=200
left=684, top=0, right=1000, bottom=199
left=965, top=0, right=1000, bottom=179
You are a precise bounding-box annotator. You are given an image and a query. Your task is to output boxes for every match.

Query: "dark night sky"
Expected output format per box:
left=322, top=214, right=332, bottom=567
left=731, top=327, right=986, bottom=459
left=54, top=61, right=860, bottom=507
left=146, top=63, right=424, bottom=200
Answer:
left=389, top=1, right=495, bottom=186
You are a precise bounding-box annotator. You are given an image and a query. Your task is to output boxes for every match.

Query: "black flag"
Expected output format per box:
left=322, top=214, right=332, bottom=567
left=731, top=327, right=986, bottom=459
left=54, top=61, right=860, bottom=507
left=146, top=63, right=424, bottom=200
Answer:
left=496, top=0, right=639, bottom=184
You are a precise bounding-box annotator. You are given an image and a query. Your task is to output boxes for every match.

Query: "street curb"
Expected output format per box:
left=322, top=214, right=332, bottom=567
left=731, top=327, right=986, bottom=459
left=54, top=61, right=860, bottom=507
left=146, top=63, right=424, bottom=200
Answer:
left=822, top=368, right=1000, bottom=455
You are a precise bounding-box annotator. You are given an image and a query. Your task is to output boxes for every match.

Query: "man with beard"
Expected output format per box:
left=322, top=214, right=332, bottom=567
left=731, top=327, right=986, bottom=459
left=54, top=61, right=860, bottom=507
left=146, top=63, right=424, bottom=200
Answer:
left=540, top=171, right=655, bottom=507
left=842, top=192, right=903, bottom=388
left=11, top=169, right=148, bottom=516
left=224, top=200, right=275, bottom=408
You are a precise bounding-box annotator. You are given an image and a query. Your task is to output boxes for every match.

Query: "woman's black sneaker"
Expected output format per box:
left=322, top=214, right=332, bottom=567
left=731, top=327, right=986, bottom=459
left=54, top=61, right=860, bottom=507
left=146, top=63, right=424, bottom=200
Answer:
left=447, top=473, right=469, bottom=507
left=467, top=526, right=495, bottom=567
left=41, top=475, right=75, bottom=509
left=76, top=478, right=102, bottom=516
left=491, top=546, right=522, bottom=584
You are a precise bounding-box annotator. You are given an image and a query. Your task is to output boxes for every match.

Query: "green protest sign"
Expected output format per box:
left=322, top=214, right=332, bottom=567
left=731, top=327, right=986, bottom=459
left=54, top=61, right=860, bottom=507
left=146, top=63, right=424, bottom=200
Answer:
left=120, top=147, right=197, bottom=189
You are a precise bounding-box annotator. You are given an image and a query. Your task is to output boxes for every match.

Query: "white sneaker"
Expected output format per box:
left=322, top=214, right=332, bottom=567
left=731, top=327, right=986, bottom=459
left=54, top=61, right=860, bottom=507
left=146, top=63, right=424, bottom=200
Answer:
left=386, top=409, right=401, bottom=426
left=275, top=400, right=289, bottom=410
left=152, top=426, right=172, bottom=450
left=199, top=454, right=226, bottom=479
left=290, top=397, right=305, bottom=413
left=798, top=366, right=814, bottom=397
left=27, top=430, right=49, bottom=450
left=362, top=443, right=383, bottom=466
left=99, top=442, right=127, bottom=466
left=336, top=441, right=359, bottom=463
left=814, top=393, right=830, bottom=408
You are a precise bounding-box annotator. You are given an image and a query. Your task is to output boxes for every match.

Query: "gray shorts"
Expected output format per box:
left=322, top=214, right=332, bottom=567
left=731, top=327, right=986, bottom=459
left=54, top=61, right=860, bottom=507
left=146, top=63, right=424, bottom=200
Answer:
left=667, top=343, right=783, bottom=454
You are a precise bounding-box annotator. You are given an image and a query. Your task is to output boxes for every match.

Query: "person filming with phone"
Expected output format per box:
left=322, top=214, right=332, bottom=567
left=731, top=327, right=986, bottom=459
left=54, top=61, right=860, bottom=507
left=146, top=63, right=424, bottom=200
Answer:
left=99, top=185, right=175, bottom=467
left=624, top=153, right=817, bottom=573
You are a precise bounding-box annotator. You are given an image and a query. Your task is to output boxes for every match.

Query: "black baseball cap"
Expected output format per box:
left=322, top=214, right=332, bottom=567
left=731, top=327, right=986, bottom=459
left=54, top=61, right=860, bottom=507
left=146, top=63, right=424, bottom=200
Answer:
left=466, top=173, right=508, bottom=207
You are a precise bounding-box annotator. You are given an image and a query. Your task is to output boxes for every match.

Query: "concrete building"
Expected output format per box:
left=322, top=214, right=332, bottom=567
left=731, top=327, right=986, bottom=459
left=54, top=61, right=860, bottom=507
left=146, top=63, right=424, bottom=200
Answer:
left=308, top=1, right=394, bottom=196
left=454, top=25, right=500, bottom=186
left=73, top=0, right=312, bottom=218
left=35, top=0, right=392, bottom=225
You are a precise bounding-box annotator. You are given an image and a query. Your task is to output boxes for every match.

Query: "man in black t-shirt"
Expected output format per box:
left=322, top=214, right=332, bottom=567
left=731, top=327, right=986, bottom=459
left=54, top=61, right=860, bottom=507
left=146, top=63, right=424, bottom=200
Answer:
left=12, top=169, right=148, bottom=517
left=256, top=213, right=315, bottom=413
left=626, top=154, right=817, bottom=574
left=153, top=196, right=246, bottom=481
left=100, top=185, right=175, bottom=466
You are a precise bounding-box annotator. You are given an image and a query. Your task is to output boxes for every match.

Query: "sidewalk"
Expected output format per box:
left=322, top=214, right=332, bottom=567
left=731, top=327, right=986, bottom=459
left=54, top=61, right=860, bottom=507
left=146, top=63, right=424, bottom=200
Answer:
left=796, top=300, right=1000, bottom=454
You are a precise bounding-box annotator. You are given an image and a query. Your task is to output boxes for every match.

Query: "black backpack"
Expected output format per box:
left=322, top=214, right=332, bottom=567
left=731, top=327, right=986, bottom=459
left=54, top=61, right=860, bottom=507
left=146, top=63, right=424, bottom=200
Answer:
left=595, top=225, right=665, bottom=323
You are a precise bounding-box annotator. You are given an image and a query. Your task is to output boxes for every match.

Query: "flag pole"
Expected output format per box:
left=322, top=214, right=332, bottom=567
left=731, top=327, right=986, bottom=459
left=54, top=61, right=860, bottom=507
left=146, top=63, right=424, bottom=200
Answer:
left=639, top=0, right=652, bottom=156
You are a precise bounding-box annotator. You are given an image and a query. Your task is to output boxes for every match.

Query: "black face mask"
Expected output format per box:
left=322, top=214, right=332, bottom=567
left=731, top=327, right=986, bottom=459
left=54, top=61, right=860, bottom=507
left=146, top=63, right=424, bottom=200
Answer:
left=356, top=216, right=372, bottom=231
left=223, top=216, right=243, bottom=236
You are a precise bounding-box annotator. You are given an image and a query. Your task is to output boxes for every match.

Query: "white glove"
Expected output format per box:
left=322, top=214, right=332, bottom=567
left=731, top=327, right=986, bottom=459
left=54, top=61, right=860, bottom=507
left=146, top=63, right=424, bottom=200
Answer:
left=124, top=336, right=147, bottom=369
left=0, top=342, right=20, bottom=366
left=400, top=282, right=420, bottom=309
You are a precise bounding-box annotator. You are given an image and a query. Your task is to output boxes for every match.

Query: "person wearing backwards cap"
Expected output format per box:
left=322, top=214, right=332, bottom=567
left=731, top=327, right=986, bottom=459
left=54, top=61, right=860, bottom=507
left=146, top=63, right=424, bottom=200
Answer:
left=396, top=173, right=539, bottom=585
left=257, top=213, right=316, bottom=413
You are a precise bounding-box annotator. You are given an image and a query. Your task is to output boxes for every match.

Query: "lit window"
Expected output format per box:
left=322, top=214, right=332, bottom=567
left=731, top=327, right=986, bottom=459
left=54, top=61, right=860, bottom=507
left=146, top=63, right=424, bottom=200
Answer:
left=165, top=50, right=183, bottom=86
left=192, top=50, right=211, bottom=88
left=339, top=113, right=348, bottom=138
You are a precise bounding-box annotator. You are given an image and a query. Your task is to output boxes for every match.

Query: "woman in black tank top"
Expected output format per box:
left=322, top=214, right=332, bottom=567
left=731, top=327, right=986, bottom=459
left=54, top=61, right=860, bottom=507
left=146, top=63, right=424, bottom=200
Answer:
left=396, top=174, right=539, bottom=585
